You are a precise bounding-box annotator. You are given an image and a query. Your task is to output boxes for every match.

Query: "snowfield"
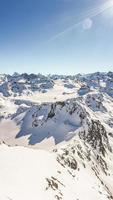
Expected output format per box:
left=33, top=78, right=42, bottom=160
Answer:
left=0, top=72, right=113, bottom=200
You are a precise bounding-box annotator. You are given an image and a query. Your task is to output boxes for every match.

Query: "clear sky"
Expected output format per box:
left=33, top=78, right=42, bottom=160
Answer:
left=0, top=0, right=113, bottom=75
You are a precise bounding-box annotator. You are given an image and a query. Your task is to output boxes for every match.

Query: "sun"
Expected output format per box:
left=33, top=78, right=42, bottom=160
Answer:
left=105, top=0, right=113, bottom=17
left=107, top=0, right=113, bottom=8
left=96, top=0, right=113, bottom=18
left=110, top=0, right=113, bottom=5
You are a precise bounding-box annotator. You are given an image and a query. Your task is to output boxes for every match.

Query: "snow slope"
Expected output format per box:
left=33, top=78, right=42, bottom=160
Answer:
left=0, top=135, right=113, bottom=200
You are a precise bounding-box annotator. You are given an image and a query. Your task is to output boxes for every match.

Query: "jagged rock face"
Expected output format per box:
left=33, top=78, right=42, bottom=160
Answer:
left=80, top=120, right=110, bottom=156
left=105, top=79, right=113, bottom=97
left=0, top=82, right=10, bottom=97
left=15, top=99, right=88, bottom=145
left=0, top=73, right=54, bottom=97
left=45, top=136, right=113, bottom=200
left=85, top=93, right=107, bottom=112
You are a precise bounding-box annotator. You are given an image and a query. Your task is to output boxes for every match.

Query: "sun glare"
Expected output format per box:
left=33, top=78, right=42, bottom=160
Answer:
left=105, top=0, right=113, bottom=17
left=108, top=0, right=113, bottom=8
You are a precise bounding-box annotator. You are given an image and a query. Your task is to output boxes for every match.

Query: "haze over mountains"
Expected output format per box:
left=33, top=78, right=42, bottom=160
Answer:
left=0, top=71, right=113, bottom=200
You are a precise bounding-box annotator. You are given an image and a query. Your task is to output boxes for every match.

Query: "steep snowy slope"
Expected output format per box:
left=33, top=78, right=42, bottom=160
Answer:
left=0, top=133, right=113, bottom=200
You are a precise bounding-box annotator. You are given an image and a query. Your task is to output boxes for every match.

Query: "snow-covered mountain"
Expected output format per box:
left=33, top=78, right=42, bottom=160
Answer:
left=0, top=72, right=113, bottom=200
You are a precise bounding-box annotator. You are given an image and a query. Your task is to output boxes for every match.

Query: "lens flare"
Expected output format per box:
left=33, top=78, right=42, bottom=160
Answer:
left=48, top=0, right=113, bottom=42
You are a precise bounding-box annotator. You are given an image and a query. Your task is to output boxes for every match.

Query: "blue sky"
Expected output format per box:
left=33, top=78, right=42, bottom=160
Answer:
left=0, top=0, right=113, bottom=74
